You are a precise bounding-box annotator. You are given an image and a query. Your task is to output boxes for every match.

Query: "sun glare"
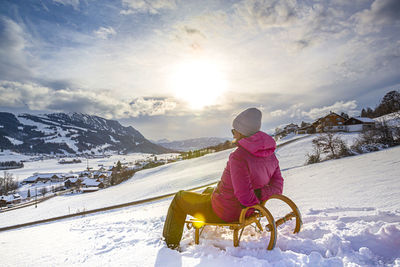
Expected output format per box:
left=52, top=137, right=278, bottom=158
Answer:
left=169, top=59, right=228, bottom=109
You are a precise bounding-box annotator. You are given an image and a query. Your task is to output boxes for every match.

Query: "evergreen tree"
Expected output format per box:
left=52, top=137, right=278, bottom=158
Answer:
left=361, top=108, right=366, bottom=117
left=116, top=160, right=122, bottom=171
left=366, top=107, right=374, bottom=118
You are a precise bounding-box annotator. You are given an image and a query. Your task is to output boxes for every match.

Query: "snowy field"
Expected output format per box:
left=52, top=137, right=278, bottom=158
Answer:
left=0, top=152, right=180, bottom=182
left=1, top=134, right=400, bottom=266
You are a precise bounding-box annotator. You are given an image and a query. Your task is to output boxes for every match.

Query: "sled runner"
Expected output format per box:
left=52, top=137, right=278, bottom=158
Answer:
left=185, top=194, right=302, bottom=250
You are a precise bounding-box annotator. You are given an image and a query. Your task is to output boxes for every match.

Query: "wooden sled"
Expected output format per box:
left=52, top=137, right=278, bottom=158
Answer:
left=185, top=194, right=302, bottom=250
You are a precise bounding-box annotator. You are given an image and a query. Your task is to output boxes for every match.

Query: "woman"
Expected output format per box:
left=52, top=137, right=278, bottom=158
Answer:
left=162, top=108, right=284, bottom=249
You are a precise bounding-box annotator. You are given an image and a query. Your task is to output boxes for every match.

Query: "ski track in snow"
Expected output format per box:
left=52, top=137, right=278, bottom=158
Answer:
left=1, top=136, right=400, bottom=266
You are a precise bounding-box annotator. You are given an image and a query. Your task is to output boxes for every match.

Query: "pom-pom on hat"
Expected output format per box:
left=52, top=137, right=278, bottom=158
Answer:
left=232, top=108, right=262, bottom=136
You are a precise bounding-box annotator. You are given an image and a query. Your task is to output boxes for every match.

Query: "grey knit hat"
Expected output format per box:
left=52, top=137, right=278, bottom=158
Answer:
left=232, top=108, right=262, bottom=136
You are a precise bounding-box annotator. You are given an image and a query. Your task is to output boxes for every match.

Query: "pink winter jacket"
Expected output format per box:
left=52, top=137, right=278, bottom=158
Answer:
left=211, top=131, right=284, bottom=222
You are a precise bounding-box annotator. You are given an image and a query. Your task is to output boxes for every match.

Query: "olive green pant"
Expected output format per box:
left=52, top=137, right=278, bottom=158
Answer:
left=162, top=188, right=224, bottom=248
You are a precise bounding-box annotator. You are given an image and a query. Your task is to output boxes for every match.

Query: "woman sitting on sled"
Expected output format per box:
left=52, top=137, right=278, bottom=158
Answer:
left=162, top=107, right=284, bottom=249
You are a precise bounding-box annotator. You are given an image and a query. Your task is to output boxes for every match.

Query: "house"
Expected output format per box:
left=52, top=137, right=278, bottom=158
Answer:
left=12, top=193, right=22, bottom=204
left=93, top=171, right=111, bottom=179
left=274, top=123, right=300, bottom=139
left=313, top=112, right=347, bottom=132
left=64, top=178, right=82, bottom=188
left=284, top=123, right=299, bottom=133
left=0, top=196, right=8, bottom=207
left=0, top=194, right=21, bottom=205
left=296, top=125, right=315, bottom=134
left=23, top=173, right=65, bottom=184
left=81, top=178, right=104, bottom=189
left=50, top=174, right=64, bottom=182
left=345, top=117, right=376, bottom=132
left=64, top=173, right=79, bottom=179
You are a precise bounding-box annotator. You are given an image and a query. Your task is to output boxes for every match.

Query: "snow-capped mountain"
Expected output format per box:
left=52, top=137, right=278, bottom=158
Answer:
left=0, top=112, right=173, bottom=155
left=156, top=137, right=230, bottom=152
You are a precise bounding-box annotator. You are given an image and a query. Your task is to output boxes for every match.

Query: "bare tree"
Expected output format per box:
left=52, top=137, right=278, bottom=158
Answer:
left=312, top=133, right=348, bottom=159
left=0, top=171, right=18, bottom=195
left=306, top=133, right=351, bottom=164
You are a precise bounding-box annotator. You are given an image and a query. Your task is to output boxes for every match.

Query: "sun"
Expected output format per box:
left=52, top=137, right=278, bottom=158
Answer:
left=169, top=59, right=228, bottom=109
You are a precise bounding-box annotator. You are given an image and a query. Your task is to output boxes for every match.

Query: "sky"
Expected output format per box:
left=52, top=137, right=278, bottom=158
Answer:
left=0, top=0, right=399, bottom=140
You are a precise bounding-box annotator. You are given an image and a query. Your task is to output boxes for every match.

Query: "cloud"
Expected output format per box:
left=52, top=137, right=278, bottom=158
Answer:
left=270, top=103, right=304, bottom=118
left=0, top=16, right=33, bottom=81
left=233, top=0, right=298, bottom=30
left=301, top=100, right=359, bottom=120
left=52, top=0, right=80, bottom=10
left=0, top=81, right=177, bottom=119
left=94, top=27, right=116, bottom=40
left=354, top=0, right=400, bottom=33
left=120, top=0, right=176, bottom=15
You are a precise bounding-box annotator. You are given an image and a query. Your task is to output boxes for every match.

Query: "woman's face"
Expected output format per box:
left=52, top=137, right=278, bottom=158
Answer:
left=231, top=129, right=245, bottom=142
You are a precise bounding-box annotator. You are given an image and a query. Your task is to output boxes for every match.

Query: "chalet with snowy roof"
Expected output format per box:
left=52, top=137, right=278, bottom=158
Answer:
left=23, top=173, right=65, bottom=184
left=64, top=173, right=79, bottom=179
left=64, top=178, right=82, bottom=188
left=344, top=117, right=376, bottom=132
left=312, top=112, right=347, bottom=133
left=81, top=178, right=104, bottom=189
left=93, top=171, right=111, bottom=179
left=0, top=193, right=21, bottom=205
left=275, top=123, right=300, bottom=139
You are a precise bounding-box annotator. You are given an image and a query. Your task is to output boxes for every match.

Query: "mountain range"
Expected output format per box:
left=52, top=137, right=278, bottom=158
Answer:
left=0, top=112, right=173, bottom=155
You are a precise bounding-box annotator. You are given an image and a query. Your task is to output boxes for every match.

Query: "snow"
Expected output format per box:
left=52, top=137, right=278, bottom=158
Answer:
left=4, top=136, right=23, bottom=145
left=1, top=136, right=400, bottom=266
left=82, top=178, right=101, bottom=187
left=109, top=135, right=119, bottom=143
left=17, top=116, right=55, bottom=135
left=0, top=150, right=31, bottom=162
left=353, top=117, right=375, bottom=123
left=275, top=133, right=308, bottom=145
left=375, top=111, right=400, bottom=127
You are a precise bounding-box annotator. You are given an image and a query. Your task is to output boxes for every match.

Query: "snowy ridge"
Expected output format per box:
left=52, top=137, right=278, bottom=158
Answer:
left=0, top=112, right=172, bottom=155
left=1, top=135, right=400, bottom=266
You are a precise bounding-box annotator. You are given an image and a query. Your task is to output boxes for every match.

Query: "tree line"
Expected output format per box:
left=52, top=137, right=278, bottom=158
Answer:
left=361, top=90, right=400, bottom=118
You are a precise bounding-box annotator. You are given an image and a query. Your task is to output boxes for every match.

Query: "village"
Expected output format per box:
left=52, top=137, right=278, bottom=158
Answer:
left=0, top=154, right=179, bottom=210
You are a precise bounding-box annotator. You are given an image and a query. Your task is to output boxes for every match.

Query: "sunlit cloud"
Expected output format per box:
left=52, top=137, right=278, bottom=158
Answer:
left=301, top=100, right=359, bottom=120
left=0, top=81, right=177, bottom=119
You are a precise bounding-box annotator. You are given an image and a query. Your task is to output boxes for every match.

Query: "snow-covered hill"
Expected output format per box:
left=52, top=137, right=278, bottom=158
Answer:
left=1, top=135, right=399, bottom=266
left=374, top=111, right=400, bottom=127
left=0, top=112, right=172, bottom=155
